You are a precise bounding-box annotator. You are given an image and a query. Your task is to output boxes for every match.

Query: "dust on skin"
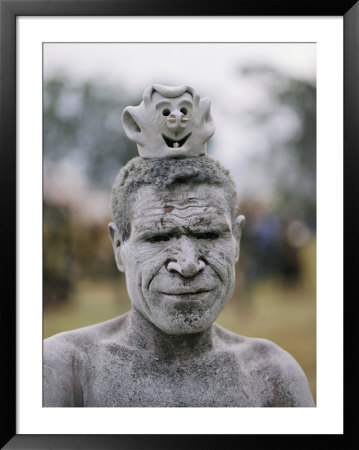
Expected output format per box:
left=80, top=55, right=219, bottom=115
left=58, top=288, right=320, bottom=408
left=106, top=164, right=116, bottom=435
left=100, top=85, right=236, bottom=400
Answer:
left=43, top=182, right=314, bottom=407
left=118, top=184, right=240, bottom=334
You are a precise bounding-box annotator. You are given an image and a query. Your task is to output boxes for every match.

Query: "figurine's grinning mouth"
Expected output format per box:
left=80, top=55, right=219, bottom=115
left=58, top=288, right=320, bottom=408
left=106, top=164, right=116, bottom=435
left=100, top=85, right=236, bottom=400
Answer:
left=162, top=133, right=191, bottom=149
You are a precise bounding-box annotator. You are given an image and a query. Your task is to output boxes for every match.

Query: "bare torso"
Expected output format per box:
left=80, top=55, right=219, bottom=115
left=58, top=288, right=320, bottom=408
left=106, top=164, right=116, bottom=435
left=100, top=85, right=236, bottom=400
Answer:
left=43, top=312, right=314, bottom=407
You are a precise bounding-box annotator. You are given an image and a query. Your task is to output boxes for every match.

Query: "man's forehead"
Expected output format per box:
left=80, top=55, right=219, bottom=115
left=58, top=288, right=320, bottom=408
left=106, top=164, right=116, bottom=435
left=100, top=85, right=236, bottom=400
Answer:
left=131, top=184, right=230, bottom=220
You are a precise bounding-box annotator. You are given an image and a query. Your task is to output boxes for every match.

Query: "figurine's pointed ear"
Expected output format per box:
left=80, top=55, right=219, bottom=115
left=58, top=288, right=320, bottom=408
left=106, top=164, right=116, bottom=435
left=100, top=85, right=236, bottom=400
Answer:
left=200, top=97, right=213, bottom=122
left=108, top=222, right=125, bottom=272
left=233, top=215, right=245, bottom=262
left=122, top=106, right=144, bottom=145
left=199, top=97, right=215, bottom=141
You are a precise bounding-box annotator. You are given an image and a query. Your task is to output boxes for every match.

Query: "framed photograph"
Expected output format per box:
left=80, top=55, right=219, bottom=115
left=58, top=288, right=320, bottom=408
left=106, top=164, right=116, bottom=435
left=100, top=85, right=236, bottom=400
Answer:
left=1, top=0, right=357, bottom=448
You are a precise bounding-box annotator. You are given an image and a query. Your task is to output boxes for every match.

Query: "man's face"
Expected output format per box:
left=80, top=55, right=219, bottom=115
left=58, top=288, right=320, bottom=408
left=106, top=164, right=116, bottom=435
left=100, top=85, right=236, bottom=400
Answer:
left=115, top=183, right=241, bottom=335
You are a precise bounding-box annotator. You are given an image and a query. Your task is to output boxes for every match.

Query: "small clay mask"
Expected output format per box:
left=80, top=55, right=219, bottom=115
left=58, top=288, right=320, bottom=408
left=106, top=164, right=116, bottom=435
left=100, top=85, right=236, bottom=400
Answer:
left=116, top=183, right=241, bottom=335
left=122, top=85, right=215, bottom=158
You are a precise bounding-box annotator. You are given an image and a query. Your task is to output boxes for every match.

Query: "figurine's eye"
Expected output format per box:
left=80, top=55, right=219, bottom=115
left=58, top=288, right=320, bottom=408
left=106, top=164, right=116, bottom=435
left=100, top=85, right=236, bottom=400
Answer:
left=180, top=107, right=188, bottom=115
left=162, top=109, right=171, bottom=116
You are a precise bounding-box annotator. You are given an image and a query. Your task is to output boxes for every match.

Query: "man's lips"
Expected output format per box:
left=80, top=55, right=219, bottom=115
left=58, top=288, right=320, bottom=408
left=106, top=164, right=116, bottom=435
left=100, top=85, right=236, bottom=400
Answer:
left=162, top=133, right=191, bottom=148
left=159, top=288, right=213, bottom=296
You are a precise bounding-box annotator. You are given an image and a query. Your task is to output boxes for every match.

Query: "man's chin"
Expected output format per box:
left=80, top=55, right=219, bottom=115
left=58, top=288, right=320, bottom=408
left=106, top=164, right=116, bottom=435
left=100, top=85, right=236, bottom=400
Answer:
left=154, top=319, right=213, bottom=336
left=138, top=288, right=230, bottom=334
left=149, top=304, right=223, bottom=336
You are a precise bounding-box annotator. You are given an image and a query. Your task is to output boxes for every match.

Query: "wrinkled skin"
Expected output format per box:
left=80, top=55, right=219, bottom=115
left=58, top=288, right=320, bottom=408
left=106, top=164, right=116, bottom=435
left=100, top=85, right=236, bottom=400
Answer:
left=112, top=184, right=242, bottom=334
left=43, top=184, right=315, bottom=407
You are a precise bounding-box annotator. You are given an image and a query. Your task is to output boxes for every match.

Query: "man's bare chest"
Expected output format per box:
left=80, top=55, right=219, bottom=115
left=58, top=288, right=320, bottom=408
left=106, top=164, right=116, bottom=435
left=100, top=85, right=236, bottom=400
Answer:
left=78, top=346, right=266, bottom=407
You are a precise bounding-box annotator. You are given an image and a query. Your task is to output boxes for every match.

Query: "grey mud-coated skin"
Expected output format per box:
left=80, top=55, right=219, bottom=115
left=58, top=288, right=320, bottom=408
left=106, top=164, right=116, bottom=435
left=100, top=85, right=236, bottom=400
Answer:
left=43, top=183, right=314, bottom=407
left=43, top=314, right=314, bottom=407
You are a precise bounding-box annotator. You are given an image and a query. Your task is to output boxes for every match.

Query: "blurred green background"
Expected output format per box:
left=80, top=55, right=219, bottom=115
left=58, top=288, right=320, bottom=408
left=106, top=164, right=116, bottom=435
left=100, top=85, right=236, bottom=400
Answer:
left=43, top=44, right=316, bottom=403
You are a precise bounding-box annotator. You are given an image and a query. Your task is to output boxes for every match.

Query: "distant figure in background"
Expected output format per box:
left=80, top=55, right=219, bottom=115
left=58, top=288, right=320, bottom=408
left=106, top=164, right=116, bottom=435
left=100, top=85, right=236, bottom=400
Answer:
left=43, top=85, right=314, bottom=407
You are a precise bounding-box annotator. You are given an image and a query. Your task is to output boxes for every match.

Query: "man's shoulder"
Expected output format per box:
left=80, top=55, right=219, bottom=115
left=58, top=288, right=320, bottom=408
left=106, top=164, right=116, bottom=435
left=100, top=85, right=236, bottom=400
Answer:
left=213, top=323, right=314, bottom=406
left=43, top=312, right=129, bottom=358
left=43, top=313, right=129, bottom=407
left=213, top=323, right=290, bottom=361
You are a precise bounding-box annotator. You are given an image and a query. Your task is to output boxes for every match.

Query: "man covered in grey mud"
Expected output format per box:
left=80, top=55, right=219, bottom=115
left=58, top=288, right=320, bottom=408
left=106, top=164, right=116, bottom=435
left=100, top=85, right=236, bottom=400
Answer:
left=43, top=84, right=314, bottom=407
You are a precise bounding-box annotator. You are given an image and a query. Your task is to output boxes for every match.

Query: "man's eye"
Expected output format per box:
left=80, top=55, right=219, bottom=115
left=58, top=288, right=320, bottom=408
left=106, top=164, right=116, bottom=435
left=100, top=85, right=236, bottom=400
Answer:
left=146, top=234, right=171, bottom=243
left=195, top=232, right=219, bottom=240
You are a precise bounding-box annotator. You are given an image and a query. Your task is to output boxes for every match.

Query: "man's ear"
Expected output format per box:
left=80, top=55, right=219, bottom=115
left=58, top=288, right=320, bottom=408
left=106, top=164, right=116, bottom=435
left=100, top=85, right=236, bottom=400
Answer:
left=108, top=222, right=125, bottom=272
left=233, top=215, right=245, bottom=262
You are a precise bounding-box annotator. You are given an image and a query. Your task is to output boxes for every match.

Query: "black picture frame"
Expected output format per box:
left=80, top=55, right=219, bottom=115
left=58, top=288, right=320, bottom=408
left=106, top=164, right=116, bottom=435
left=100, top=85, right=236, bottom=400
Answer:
left=1, top=1, right=357, bottom=448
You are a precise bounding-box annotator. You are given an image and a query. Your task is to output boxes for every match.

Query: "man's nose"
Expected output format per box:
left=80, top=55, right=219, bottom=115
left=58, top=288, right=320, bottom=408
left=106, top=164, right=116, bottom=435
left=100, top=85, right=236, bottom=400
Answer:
left=166, top=237, right=205, bottom=278
left=166, top=110, right=188, bottom=132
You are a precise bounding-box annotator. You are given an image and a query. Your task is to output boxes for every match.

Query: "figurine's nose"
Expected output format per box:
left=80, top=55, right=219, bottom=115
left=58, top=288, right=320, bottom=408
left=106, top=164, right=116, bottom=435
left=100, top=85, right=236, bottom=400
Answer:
left=166, top=110, right=188, bottom=132
left=166, top=237, right=205, bottom=278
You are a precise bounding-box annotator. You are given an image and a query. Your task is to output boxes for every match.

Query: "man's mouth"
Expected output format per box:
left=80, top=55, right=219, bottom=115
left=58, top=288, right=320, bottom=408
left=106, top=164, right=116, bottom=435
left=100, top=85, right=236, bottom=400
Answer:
left=162, top=133, right=191, bottom=149
left=161, top=289, right=211, bottom=296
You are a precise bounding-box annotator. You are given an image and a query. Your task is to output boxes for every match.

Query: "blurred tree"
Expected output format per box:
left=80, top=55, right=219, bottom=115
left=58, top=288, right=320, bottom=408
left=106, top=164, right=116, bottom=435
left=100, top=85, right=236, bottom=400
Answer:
left=237, top=66, right=316, bottom=286
left=44, top=198, right=121, bottom=309
left=43, top=77, right=138, bottom=308
left=43, top=201, right=75, bottom=309
left=44, top=77, right=139, bottom=189
left=239, top=65, right=316, bottom=227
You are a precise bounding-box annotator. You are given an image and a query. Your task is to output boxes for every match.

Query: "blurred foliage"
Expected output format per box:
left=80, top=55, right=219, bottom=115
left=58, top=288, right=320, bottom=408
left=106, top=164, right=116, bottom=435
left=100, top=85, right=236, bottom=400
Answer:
left=43, top=77, right=138, bottom=307
left=238, top=65, right=316, bottom=229
left=43, top=201, right=120, bottom=308
left=233, top=66, right=316, bottom=287
left=44, top=77, right=139, bottom=189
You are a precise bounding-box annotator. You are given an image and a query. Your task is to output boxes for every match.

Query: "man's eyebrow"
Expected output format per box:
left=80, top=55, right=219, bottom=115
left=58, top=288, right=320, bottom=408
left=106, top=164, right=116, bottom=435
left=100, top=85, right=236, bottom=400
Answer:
left=134, top=221, right=181, bottom=235
left=136, top=228, right=181, bottom=241
left=189, top=221, right=231, bottom=233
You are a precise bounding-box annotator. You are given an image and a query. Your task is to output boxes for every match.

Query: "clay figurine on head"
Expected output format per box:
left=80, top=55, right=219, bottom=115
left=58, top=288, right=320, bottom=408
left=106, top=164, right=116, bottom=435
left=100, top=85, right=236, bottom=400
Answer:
left=43, top=85, right=314, bottom=408
left=122, top=84, right=215, bottom=158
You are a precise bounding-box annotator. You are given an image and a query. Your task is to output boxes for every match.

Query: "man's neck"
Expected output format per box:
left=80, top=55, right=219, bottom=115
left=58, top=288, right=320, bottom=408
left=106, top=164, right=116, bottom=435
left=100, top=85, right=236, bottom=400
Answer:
left=125, top=308, right=214, bottom=360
